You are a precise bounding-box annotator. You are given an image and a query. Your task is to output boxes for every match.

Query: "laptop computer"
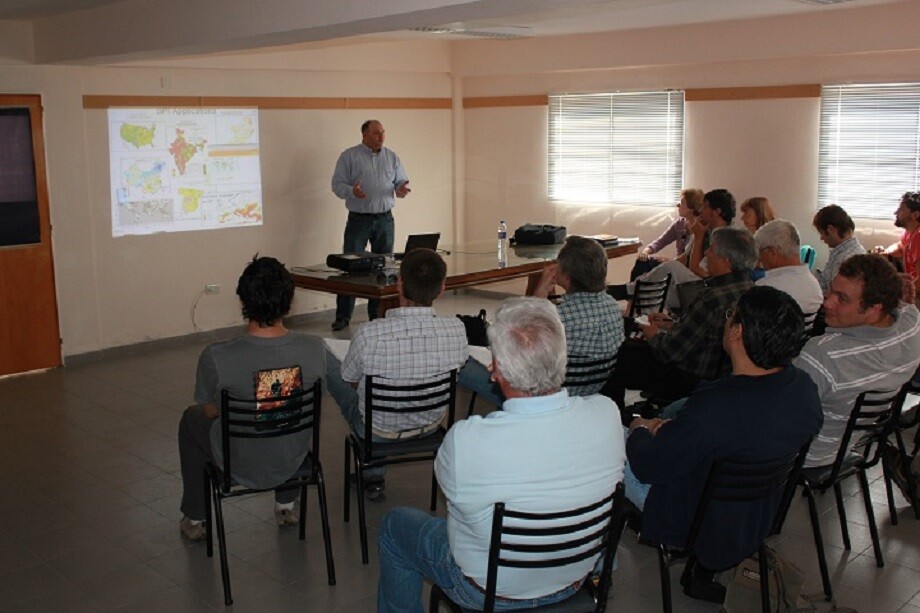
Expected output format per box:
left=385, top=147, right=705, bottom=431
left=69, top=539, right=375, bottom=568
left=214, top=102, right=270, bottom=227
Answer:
left=393, top=233, right=440, bottom=260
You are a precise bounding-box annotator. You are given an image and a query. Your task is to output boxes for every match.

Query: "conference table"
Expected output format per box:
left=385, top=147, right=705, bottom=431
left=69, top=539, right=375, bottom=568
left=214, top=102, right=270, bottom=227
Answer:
left=290, top=238, right=641, bottom=317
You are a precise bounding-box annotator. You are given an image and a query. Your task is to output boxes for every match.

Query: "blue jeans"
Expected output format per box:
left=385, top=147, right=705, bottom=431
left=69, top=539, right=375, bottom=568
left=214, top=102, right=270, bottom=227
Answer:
left=457, top=358, right=504, bottom=410
left=623, top=462, right=651, bottom=511
left=336, top=211, right=395, bottom=321
left=377, top=507, right=578, bottom=613
left=325, top=351, right=386, bottom=478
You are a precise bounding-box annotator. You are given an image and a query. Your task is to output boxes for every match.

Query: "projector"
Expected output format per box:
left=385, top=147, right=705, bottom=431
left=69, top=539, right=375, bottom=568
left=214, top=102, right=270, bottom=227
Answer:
left=326, top=251, right=386, bottom=274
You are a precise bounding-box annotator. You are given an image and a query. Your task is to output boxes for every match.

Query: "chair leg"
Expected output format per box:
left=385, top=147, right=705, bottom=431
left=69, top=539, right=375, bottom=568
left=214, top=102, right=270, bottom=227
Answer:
left=343, top=439, right=352, bottom=523
left=352, top=451, right=369, bottom=564
left=212, top=488, right=233, bottom=606
left=833, top=482, right=851, bottom=550
left=204, top=470, right=213, bottom=558
left=804, top=485, right=833, bottom=601
left=299, top=483, right=308, bottom=541
left=315, top=469, right=337, bottom=585
left=857, top=470, right=884, bottom=568
left=467, top=392, right=477, bottom=419
left=758, top=545, right=770, bottom=613
left=657, top=545, right=672, bottom=613
left=430, top=469, right=438, bottom=512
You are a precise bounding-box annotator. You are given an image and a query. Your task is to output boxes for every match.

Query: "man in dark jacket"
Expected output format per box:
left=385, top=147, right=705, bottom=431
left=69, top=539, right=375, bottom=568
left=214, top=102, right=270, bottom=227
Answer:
left=624, top=286, right=823, bottom=603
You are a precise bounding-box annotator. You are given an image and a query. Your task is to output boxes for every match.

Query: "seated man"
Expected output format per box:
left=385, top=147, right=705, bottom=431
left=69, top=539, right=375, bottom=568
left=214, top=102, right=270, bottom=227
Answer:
left=377, top=297, right=626, bottom=612
left=177, top=256, right=325, bottom=541
left=459, top=236, right=624, bottom=405
left=602, top=226, right=756, bottom=422
left=618, top=188, right=737, bottom=311
left=625, top=286, right=823, bottom=603
left=813, top=204, right=866, bottom=294
left=795, top=253, right=920, bottom=467
left=753, top=219, right=824, bottom=315
left=325, top=248, right=468, bottom=498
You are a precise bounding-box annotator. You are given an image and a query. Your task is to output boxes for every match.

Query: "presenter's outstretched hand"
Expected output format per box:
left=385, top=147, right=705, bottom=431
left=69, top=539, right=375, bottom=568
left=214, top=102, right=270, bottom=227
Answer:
left=395, top=181, right=411, bottom=198
left=353, top=182, right=366, bottom=198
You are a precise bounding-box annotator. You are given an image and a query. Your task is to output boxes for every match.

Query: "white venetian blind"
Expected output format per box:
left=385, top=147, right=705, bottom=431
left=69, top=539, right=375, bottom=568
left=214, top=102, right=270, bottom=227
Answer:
left=819, top=83, right=920, bottom=219
left=548, top=91, right=684, bottom=206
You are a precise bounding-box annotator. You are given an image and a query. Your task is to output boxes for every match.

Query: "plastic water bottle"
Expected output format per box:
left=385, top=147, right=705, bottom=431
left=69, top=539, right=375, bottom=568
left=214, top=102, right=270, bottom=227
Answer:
left=497, top=220, right=508, bottom=268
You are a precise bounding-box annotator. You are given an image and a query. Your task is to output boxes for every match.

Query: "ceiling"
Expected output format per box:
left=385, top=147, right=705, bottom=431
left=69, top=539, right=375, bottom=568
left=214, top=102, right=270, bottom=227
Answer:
left=1, top=0, right=908, bottom=64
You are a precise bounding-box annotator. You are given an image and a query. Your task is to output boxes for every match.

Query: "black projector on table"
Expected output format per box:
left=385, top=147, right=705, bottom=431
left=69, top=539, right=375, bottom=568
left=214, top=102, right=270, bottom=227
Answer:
left=326, top=251, right=386, bottom=274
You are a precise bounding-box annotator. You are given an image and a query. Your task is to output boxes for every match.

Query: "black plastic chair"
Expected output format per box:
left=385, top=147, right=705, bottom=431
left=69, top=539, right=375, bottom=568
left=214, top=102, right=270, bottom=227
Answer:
left=466, top=354, right=617, bottom=417
left=631, top=443, right=809, bottom=613
left=204, top=380, right=335, bottom=606
left=563, top=354, right=619, bottom=397
left=344, top=370, right=458, bottom=563
left=798, top=388, right=904, bottom=601
left=430, top=483, right=627, bottom=613
left=625, top=273, right=672, bottom=318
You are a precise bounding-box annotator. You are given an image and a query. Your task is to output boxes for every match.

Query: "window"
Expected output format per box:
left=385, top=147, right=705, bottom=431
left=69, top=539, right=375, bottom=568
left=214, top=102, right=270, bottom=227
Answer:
left=548, top=91, right=684, bottom=206
left=819, top=83, right=920, bottom=219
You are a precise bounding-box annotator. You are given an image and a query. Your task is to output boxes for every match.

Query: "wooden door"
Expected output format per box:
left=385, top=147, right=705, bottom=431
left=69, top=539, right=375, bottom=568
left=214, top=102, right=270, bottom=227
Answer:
left=0, top=95, right=62, bottom=376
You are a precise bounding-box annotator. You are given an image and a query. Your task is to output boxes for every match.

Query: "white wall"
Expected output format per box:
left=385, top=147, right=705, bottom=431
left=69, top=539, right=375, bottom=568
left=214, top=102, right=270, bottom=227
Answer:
left=0, top=40, right=455, bottom=357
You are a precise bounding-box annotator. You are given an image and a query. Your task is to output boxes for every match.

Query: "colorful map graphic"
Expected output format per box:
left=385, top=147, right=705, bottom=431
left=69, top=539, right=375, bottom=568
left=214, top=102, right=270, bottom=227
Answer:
left=169, top=128, right=207, bottom=175
left=120, top=123, right=156, bottom=149
left=178, top=187, right=204, bottom=213
left=123, top=160, right=166, bottom=196
left=109, top=108, right=262, bottom=237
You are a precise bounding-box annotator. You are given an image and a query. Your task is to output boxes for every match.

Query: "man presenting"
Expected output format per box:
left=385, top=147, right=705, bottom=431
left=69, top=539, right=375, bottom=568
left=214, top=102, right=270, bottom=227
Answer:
left=331, top=119, right=411, bottom=330
left=377, top=297, right=625, bottom=612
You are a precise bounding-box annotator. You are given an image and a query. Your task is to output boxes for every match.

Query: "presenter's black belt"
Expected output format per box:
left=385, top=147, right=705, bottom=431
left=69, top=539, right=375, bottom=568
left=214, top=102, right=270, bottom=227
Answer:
left=348, top=211, right=392, bottom=218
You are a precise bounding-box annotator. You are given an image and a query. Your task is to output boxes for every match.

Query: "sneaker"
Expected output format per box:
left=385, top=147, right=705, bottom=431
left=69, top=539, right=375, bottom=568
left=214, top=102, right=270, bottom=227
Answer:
left=180, top=516, right=206, bottom=542
left=351, top=474, right=386, bottom=500
left=331, top=317, right=350, bottom=331
left=274, top=503, right=299, bottom=528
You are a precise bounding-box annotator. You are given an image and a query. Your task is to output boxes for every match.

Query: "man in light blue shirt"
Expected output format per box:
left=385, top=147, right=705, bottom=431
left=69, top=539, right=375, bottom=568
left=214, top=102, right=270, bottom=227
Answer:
left=331, top=119, right=411, bottom=330
left=377, top=297, right=626, bottom=612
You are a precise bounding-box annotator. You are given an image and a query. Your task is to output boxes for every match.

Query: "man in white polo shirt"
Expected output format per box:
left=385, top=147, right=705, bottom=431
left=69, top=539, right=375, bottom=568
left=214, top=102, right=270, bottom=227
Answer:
left=754, top=219, right=824, bottom=316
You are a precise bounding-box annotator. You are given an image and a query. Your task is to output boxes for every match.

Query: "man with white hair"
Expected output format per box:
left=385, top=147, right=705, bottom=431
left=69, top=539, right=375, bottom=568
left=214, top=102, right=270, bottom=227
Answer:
left=376, top=297, right=626, bottom=612
left=754, top=219, right=824, bottom=316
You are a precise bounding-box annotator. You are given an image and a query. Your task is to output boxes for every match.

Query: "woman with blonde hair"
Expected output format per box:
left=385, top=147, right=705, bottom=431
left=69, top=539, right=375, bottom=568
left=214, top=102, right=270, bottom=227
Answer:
left=637, top=188, right=705, bottom=265
left=739, top=197, right=775, bottom=234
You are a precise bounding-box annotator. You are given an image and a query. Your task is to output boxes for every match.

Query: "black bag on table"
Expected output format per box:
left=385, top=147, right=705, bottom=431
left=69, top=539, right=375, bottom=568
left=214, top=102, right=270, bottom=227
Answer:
left=457, top=309, right=489, bottom=347
left=513, top=224, right=567, bottom=245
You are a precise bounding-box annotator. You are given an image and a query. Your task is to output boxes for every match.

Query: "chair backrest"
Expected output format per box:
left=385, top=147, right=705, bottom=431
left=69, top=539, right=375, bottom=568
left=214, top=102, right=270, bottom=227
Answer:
left=219, top=379, right=322, bottom=492
left=800, top=245, right=817, bottom=271
left=685, top=442, right=810, bottom=553
left=362, top=370, right=457, bottom=455
left=482, top=483, right=625, bottom=613
left=564, top=353, right=618, bottom=397
left=626, top=273, right=672, bottom=318
left=824, top=388, right=904, bottom=482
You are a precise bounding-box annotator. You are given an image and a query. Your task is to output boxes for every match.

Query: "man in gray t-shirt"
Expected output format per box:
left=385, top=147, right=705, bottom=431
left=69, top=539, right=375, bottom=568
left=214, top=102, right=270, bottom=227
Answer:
left=177, top=257, right=325, bottom=541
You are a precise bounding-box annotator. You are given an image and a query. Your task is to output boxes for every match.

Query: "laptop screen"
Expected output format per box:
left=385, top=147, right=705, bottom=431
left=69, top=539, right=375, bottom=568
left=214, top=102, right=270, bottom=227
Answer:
left=398, top=233, right=440, bottom=257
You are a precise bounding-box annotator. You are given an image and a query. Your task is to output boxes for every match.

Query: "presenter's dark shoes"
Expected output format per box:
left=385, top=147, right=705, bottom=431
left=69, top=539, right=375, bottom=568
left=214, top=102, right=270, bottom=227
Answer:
left=364, top=477, right=386, bottom=501
left=680, top=558, right=726, bottom=604
left=331, top=317, right=350, bottom=331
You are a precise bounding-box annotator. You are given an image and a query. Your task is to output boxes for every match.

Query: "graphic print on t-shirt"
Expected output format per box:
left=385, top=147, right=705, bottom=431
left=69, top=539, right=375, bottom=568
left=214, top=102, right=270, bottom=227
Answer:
left=253, top=365, right=303, bottom=428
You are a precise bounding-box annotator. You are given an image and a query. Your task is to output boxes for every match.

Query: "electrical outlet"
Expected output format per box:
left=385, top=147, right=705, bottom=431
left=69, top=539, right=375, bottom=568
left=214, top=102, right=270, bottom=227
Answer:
left=205, top=284, right=220, bottom=295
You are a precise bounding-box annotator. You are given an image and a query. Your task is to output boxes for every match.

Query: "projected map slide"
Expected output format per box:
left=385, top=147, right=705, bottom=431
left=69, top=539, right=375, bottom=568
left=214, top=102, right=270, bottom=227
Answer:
left=108, top=107, right=263, bottom=237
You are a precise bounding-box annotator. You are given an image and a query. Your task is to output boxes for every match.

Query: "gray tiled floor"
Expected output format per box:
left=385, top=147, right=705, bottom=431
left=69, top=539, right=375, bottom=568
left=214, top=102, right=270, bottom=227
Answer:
left=1, top=290, right=919, bottom=611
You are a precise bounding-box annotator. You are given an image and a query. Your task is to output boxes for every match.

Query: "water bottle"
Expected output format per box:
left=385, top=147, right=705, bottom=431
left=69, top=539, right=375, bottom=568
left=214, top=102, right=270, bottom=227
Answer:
left=497, top=220, right=508, bottom=268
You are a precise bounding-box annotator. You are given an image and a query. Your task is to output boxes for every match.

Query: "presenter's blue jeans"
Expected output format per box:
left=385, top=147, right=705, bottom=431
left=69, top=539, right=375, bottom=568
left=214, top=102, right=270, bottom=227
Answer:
left=336, top=211, right=395, bottom=321
left=377, top=507, right=578, bottom=613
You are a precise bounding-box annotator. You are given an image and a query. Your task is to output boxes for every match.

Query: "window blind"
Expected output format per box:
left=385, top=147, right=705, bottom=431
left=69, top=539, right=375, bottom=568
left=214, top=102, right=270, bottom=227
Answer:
left=819, top=83, right=920, bottom=219
left=548, top=91, right=684, bottom=207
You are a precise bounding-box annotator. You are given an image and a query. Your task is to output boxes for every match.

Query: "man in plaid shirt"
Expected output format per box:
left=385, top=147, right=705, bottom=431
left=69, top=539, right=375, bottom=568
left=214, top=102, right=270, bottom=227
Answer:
left=326, top=248, right=468, bottom=497
left=602, top=227, right=756, bottom=424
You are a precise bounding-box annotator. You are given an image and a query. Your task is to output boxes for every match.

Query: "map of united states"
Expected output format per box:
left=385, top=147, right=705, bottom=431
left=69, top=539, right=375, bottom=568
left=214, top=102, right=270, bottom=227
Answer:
left=120, top=123, right=156, bottom=149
